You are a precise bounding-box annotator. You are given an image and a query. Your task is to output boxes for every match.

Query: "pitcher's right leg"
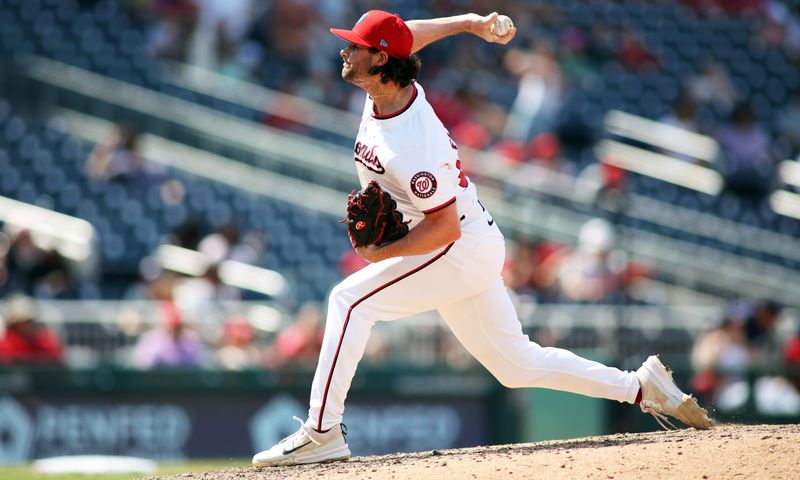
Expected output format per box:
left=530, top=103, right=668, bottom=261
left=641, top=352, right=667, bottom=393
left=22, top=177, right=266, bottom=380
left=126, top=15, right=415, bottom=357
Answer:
left=438, top=280, right=640, bottom=403
left=438, top=280, right=711, bottom=429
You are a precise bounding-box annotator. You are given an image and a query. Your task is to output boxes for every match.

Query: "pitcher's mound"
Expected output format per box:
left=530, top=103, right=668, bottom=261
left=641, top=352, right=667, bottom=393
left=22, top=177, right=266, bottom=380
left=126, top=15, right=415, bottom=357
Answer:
left=154, top=423, right=800, bottom=480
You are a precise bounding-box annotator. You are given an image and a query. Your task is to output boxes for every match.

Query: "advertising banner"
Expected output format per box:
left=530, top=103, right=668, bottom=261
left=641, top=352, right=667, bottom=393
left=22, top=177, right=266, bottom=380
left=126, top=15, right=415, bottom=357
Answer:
left=0, top=392, right=490, bottom=462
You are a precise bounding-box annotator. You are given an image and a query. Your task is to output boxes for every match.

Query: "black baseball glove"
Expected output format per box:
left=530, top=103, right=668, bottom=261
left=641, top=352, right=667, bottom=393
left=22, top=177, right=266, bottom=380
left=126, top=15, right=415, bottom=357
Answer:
left=343, top=180, right=409, bottom=248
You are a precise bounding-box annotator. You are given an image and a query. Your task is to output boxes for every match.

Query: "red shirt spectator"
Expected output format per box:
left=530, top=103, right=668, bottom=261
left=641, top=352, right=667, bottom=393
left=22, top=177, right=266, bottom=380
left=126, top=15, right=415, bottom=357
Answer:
left=617, top=29, right=659, bottom=72
left=0, top=295, right=63, bottom=365
left=271, top=301, right=324, bottom=367
left=786, top=334, right=800, bottom=366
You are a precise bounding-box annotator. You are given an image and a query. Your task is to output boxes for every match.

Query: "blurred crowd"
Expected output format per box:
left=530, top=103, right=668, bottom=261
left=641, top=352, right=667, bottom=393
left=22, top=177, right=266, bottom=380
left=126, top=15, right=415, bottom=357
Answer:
left=0, top=289, right=328, bottom=371
left=4, top=0, right=790, bottom=309
left=0, top=289, right=456, bottom=373
left=691, top=299, right=800, bottom=415
left=131, top=0, right=800, bottom=200
left=502, top=217, right=651, bottom=304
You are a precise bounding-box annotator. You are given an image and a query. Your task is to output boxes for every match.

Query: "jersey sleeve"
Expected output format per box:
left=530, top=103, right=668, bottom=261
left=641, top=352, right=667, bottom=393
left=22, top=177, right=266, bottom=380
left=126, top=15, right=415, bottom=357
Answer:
left=387, top=151, right=457, bottom=215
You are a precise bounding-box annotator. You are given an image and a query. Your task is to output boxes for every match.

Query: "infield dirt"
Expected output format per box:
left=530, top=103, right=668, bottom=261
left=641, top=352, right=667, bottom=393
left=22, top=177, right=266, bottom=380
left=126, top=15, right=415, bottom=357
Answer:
left=150, top=423, right=799, bottom=480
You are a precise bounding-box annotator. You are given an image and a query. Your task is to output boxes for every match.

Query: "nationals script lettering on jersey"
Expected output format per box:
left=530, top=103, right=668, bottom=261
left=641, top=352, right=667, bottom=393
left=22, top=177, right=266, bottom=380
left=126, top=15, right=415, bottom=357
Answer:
left=354, top=141, right=385, bottom=173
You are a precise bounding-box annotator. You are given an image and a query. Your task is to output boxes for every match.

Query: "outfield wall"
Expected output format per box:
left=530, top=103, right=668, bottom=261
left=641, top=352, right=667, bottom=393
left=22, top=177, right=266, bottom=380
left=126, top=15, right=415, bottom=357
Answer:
left=0, top=366, right=514, bottom=463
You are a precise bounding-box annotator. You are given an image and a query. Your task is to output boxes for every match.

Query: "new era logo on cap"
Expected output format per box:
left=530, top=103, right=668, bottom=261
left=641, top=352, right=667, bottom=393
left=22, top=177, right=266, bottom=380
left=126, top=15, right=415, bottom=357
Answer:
left=329, top=10, right=413, bottom=59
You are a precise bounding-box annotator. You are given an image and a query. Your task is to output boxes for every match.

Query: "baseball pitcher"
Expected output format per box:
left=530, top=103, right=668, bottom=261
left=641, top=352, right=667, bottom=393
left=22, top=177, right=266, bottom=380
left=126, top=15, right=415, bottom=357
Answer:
left=253, top=10, right=710, bottom=467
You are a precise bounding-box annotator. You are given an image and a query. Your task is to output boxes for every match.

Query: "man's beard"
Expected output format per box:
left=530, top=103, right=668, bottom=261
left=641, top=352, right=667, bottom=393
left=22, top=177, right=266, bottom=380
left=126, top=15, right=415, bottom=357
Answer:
left=342, top=64, right=377, bottom=85
left=342, top=67, right=357, bottom=83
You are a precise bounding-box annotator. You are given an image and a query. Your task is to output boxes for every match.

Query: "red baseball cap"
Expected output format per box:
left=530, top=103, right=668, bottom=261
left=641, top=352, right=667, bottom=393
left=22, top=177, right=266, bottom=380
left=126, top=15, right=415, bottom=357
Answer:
left=330, top=10, right=413, bottom=59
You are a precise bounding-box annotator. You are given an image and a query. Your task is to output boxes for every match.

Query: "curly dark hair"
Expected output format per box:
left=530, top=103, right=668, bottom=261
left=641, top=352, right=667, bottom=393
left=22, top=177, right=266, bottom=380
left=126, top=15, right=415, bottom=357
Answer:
left=368, top=48, right=421, bottom=88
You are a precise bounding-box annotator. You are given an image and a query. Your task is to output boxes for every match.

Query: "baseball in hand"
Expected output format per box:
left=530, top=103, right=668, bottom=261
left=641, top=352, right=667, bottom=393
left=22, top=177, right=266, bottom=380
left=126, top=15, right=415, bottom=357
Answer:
left=491, top=15, right=514, bottom=37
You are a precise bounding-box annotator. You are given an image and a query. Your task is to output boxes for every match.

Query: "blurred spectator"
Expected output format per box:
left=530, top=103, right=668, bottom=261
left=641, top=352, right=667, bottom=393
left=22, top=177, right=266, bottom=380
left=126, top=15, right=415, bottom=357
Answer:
left=492, top=139, right=527, bottom=165
left=715, top=102, right=773, bottom=197
left=216, top=316, right=262, bottom=370
left=558, top=27, right=597, bottom=88
left=169, top=220, right=205, bottom=250
left=4, top=228, right=76, bottom=299
left=131, top=300, right=206, bottom=369
left=0, top=294, right=64, bottom=366
left=172, top=263, right=241, bottom=318
left=503, top=41, right=565, bottom=140
left=86, top=124, right=163, bottom=188
left=687, top=59, right=738, bottom=116
left=527, top=132, right=574, bottom=175
left=753, top=311, right=800, bottom=416
left=198, top=223, right=265, bottom=265
left=529, top=240, right=571, bottom=301
left=149, top=0, right=198, bottom=62
left=429, top=87, right=491, bottom=150
left=753, top=374, right=800, bottom=415
left=660, top=94, right=701, bottom=162
left=5, top=229, right=45, bottom=294
left=120, top=270, right=179, bottom=342
left=503, top=236, right=570, bottom=302
left=786, top=325, right=800, bottom=371
left=692, top=300, right=789, bottom=413
left=187, top=0, right=255, bottom=71
left=172, top=264, right=242, bottom=334
left=756, top=1, right=800, bottom=60
left=661, top=93, right=699, bottom=133
left=428, top=86, right=476, bottom=133
left=556, top=218, right=624, bottom=303
left=617, top=27, right=659, bottom=72
left=691, top=311, right=751, bottom=409
left=503, top=238, right=537, bottom=295
left=270, top=301, right=324, bottom=368
left=247, top=0, right=318, bottom=91
left=743, top=300, right=782, bottom=361
left=785, top=322, right=800, bottom=392
left=585, top=21, right=618, bottom=65
left=124, top=263, right=179, bottom=301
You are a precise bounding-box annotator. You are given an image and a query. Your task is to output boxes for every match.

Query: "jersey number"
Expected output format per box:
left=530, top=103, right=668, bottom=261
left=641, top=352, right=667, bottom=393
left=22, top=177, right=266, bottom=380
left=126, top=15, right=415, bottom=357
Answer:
left=448, top=133, right=469, bottom=188
left=455, top=159, right=468, bottom=188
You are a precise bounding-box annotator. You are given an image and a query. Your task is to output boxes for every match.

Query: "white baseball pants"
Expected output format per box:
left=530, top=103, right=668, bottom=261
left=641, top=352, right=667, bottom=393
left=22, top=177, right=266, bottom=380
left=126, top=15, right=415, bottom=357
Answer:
left=306, top=208, right=641, bottom=432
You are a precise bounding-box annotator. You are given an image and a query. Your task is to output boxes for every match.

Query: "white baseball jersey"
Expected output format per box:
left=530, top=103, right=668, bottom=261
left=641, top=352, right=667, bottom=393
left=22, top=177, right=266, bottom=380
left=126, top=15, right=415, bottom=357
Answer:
left=305, top=82, right=640, bottom=433
left=352, top=83, right=479, bottom=227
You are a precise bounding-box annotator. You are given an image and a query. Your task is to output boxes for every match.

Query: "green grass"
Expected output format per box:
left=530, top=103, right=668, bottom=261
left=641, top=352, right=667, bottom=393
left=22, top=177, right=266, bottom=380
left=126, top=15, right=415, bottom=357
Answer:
left=0, top=459, right=249, bottom=480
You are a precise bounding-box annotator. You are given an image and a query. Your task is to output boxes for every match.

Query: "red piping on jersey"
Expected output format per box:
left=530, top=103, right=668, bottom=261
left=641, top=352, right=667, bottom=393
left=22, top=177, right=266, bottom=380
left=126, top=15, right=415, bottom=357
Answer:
left=422, top=197, right=456, bottom=214
left=316, top=241, right=454, bottom=431
left=371, top=83, right=418, bottom=119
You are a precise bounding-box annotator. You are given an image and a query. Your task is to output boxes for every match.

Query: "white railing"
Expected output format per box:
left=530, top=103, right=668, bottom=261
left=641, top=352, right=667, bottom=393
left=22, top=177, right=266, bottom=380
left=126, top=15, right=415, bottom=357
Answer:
left=155, top=244, right=288, bottom=298
left=771, top=158, right=800, bottom=221
left=0, top=195, right=97, bottom=266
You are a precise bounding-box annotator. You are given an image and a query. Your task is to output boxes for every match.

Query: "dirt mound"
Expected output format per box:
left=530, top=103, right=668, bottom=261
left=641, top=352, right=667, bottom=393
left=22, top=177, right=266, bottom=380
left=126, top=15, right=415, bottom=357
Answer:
left=155, top=424, right=799, bottom=480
